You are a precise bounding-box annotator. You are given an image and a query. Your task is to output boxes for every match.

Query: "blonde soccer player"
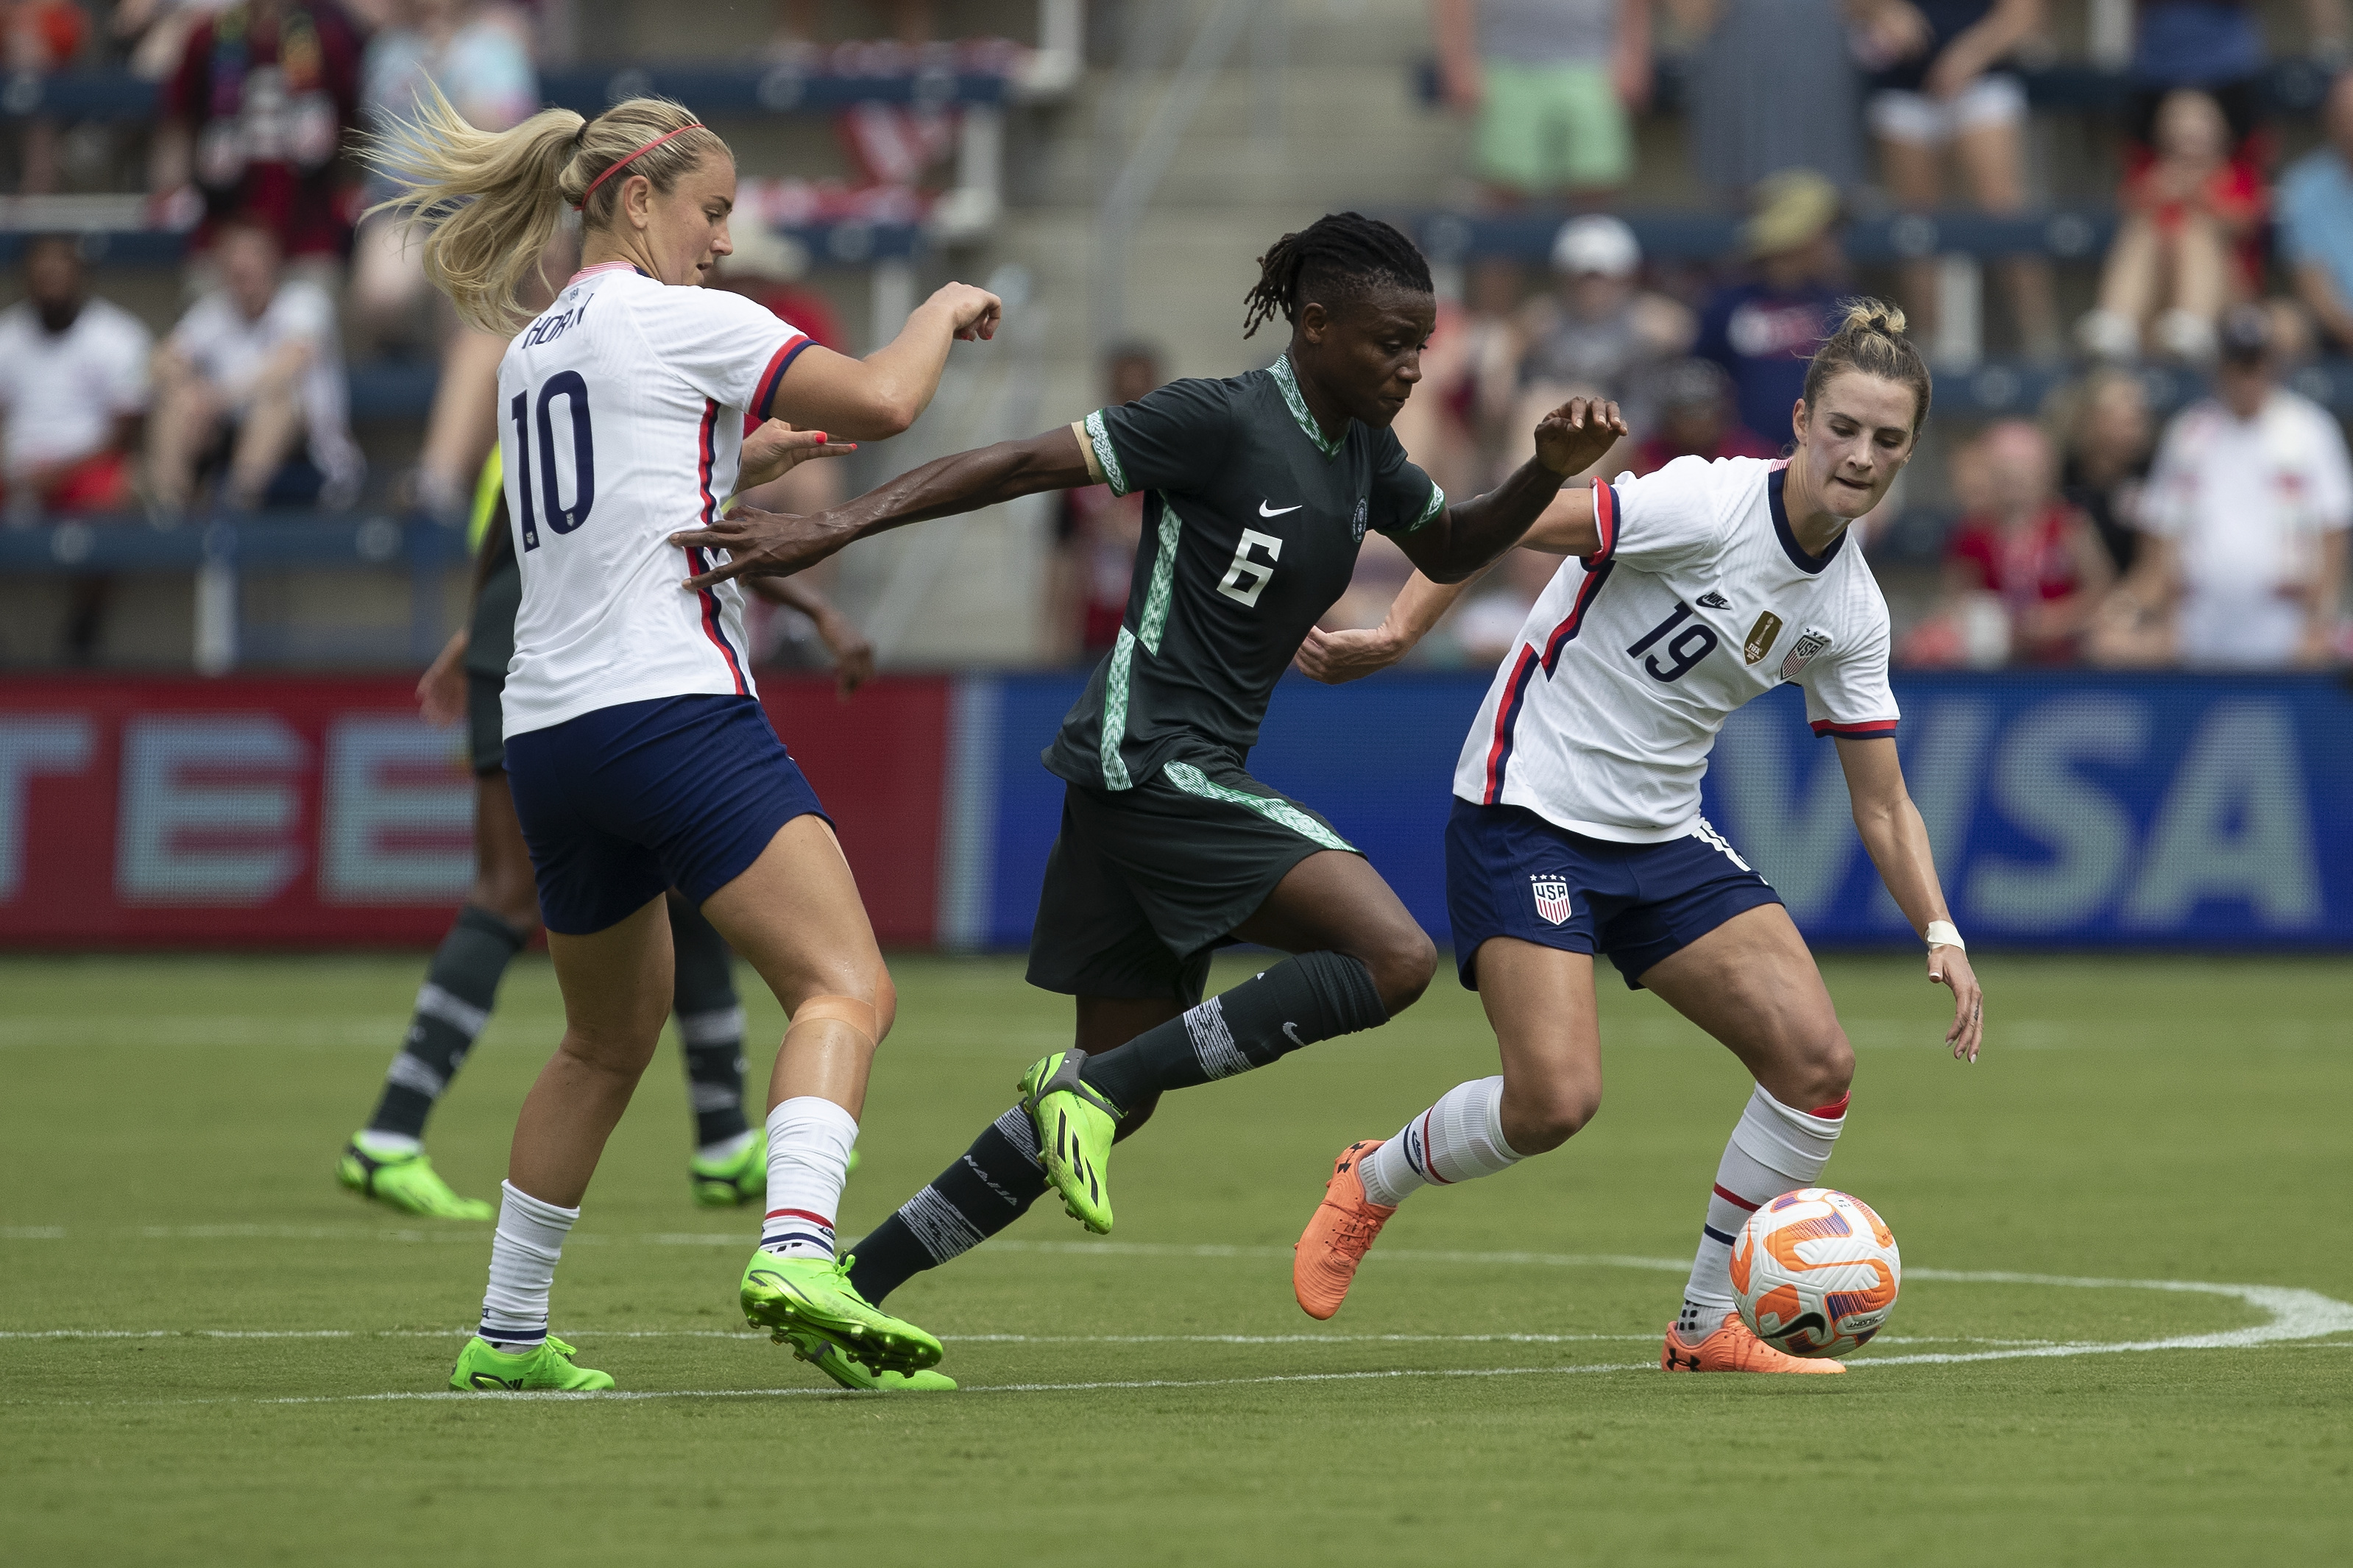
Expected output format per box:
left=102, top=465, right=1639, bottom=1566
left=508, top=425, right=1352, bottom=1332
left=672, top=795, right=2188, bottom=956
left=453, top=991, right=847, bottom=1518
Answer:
left=1289, top=300, right=1985, bottom=1374
left=366, top=89, right=999, bottom=1392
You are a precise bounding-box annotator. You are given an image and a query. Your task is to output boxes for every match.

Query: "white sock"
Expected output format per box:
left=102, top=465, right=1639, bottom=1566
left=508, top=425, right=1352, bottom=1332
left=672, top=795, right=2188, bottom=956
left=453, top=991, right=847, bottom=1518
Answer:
left=354, top=1130, right=420, bottom=1158
left=1677, top=1085, right=1845, bottom=1331
left=1358, top=1076, right=1525, bottom=1207
left=479, top=1179, right=578, bottom=1351
left=757, top=1096, right=859, bottom=1260
left=696, top=1128, right=757, bottom=1166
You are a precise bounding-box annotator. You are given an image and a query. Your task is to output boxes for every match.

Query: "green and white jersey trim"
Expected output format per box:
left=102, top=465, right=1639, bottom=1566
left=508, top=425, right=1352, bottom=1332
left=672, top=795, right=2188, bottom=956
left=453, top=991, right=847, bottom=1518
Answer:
left=1161, top=761, right=1356, bottom=852
left=1082, top=409, right=1130, bottom=497
left=1098, top=498, right=1183, bottom=790
left=1406, top=478, right=1446, bottom=534
left=1268, top=354, right=1344, bottom=459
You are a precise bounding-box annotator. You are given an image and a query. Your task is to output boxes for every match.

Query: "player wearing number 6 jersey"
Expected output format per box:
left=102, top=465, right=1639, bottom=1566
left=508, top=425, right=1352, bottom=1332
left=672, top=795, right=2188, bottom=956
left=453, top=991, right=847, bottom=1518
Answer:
left=366, top=88, right=1001, bottom=1393
left=1291, top=300, right=1986, bottom=1373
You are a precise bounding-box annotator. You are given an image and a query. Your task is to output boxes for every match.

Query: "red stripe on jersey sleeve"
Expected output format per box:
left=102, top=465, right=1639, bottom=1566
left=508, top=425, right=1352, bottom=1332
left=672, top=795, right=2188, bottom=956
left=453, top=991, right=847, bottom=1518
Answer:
left=1810, top=718, right=1900, bottom=738
left=752, top=334, right=813, bottom=423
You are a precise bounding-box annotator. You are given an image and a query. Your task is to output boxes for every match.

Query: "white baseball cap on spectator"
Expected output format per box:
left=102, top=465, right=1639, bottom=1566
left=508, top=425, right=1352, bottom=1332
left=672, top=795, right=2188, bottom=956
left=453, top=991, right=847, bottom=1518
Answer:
left=1551, top=215, right=1640, bottom=279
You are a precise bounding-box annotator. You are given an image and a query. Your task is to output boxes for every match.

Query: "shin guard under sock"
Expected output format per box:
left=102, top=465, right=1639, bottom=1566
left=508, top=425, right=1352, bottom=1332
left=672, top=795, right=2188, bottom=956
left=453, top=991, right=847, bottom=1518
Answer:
left=846, top=1105, right=1050, bottom=1305
left=667, top=901, right=750, bottom=1150
left=1077, top=951, right=1388, bottom=1112
left=367, top=905, right=529, bottom=1140
left=1358, top=1076, right=1526, bottom=1206
left=1678, top=1085, right=1845, bottom=1329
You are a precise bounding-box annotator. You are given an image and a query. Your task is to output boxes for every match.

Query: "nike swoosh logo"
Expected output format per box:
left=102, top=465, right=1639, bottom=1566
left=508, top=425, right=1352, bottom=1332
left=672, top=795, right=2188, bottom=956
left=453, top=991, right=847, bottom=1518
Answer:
left=1259, top=501, right=1303, bottom=517
left=1283, top=1022, right=1306, bottom=1047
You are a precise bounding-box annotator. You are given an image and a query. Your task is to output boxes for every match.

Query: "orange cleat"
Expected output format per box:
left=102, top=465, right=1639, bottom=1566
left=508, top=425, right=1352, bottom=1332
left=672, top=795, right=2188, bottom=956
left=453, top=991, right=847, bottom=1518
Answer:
left=1292, top=1140, right=1398, bottom=1321
left=1660, top=1310, right=1847, bottom=1374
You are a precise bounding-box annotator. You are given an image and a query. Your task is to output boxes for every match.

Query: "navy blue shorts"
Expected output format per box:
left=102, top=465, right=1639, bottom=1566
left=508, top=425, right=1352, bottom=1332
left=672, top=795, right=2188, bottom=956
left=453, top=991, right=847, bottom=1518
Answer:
left=505, top=695, right=829, bottom=936
left=1445, top=798, right=1783, bottom=991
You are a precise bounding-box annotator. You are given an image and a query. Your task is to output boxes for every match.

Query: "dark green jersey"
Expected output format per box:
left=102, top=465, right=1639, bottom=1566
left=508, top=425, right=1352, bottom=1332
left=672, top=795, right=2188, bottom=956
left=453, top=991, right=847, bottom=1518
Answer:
left=1044, top=354, right=1445, bottom=791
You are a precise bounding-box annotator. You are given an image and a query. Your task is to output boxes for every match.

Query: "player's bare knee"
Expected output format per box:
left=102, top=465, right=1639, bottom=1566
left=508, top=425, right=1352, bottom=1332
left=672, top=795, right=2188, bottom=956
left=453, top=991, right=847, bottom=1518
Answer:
left=1362, top=927, right=1436, bottom=1014
left=1785, top=1029, right=1853, bottom=1110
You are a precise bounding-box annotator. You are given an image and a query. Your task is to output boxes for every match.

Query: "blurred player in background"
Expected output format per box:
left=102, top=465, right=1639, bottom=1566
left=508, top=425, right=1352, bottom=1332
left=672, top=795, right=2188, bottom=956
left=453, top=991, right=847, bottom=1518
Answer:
left=675, top=214, right=1624, bottom=1379
left=1289, top=300, right=1984, bottom=1374
left=368, top=88, right=999, bottom=1394
left=335, top=441, right=874, bottom=1224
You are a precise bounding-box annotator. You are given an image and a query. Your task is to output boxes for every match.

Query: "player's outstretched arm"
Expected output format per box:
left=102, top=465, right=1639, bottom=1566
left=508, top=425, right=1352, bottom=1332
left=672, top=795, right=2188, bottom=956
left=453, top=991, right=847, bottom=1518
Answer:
left=1394, top=397, right=1624, bottom=583
left=768, top=282, right=1002, bottom=440
left=671, top=425, right=1093, bottom=589
left=1836, top=736, right=1984, bottom=1063
left=746, top=574, right=875, bottom=698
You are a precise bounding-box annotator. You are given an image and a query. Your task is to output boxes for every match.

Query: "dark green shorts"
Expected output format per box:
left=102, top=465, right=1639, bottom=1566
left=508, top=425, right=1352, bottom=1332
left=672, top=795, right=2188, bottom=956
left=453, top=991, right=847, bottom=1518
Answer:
left=1025, top=753, right=1358, bottom=1006
left=466, top=670, right=506, bottom=776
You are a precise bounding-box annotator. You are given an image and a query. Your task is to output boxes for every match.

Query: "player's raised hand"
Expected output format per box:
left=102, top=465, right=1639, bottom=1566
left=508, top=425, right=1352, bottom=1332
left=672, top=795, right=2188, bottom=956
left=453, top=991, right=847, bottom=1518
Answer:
left=1294, top=624, right=1407, bottom=685
left=1532, top=397, right=1627, bottom=478
left=931, top=281, right=1003, bottom=341
left=1930, top=943, right=1983, bottom=1063
left=669, top=505, right=847, bottom=589
left=737, top=421, right=857, bottom=494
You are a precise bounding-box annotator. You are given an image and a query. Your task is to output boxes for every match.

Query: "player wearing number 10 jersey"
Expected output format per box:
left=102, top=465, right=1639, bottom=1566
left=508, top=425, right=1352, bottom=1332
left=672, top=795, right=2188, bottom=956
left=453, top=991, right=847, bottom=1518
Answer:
left=1292, top=301, right=1988, bottom=1374
left=367, top=87, right=1002, bottom=1394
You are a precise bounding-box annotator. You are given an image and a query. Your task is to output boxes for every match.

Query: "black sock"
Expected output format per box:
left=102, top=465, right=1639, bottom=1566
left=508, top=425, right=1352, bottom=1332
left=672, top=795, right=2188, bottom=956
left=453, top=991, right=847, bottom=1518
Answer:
left=846, top=1106, right=1050, bottom=1305
left=668, top=900, right=749, bottom=1149
left=1076, top=951, right=1387, bottom=1113
left=364, top=905, right=530, bottom=1140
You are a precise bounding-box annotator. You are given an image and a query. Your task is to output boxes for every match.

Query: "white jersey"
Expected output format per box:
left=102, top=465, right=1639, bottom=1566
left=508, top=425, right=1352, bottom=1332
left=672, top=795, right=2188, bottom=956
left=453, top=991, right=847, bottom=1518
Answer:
left=1452, top=455, right=1897, bottom=842
left=497, top=263, right=810, bottom=737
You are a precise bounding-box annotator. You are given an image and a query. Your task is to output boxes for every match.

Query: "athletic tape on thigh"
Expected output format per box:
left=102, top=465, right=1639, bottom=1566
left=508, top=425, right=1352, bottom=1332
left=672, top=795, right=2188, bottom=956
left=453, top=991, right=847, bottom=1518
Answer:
left=788, top=995, right=877, bottom=1046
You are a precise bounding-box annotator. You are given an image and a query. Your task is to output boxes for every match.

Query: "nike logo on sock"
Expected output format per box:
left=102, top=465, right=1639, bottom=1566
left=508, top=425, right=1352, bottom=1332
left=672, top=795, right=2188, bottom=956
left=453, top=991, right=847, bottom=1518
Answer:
left=1282, top=1021, right=1306, bottom=1047
left=1259, top=500, right=1302, bottom=517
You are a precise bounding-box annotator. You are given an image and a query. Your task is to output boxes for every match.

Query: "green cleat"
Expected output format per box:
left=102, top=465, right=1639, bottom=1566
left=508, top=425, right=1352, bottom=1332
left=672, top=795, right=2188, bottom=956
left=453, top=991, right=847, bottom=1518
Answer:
left=1019, top=1050, right=1120, bottom=1235
left=689, top=1129, right=768, bottom=1207
left=338, top=1136, right=493, bottom=1221
left=448, top=1335, right=614, bottom=1392
left=690, top=1133, right=857, bottom=1207
left=739, top=1249, right=943, bottom=1374
left=786, top=1330, right=958, bottom=1391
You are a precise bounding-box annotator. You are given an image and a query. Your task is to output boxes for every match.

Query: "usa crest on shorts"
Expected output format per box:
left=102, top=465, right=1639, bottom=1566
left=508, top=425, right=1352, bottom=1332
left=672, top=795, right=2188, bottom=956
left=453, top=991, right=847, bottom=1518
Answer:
left=1529, top=873, right=1574, bottom=925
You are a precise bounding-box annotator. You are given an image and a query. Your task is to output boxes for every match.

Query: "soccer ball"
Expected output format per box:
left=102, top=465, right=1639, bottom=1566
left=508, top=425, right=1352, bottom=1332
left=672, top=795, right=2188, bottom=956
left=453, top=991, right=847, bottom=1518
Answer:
left=1730, top=1188, right=1900, bottom=1358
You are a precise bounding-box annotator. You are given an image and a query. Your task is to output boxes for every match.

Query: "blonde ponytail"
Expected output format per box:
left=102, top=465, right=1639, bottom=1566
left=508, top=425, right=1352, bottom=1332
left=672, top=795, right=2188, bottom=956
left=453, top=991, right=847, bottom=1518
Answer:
left=1802, top=295, right=1933, bottom=433
left=364, top=84, right=729, bottom=334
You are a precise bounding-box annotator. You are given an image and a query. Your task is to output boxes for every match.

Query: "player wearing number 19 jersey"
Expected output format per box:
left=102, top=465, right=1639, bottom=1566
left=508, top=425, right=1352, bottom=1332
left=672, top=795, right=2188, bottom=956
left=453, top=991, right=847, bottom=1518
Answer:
left=1292, top=300, right=1986, bottom=1374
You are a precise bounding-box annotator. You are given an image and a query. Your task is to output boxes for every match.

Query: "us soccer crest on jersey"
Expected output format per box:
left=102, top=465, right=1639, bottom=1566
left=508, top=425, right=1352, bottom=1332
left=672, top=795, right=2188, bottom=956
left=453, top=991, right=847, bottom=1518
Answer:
left=1453, top=456, right=1901, bottom=845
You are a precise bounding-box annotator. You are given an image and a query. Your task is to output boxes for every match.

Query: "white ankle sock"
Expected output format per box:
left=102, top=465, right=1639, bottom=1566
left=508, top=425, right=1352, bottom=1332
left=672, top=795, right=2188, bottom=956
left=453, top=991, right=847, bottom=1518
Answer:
left=1359, top=1076, right=1525, bottom=1207
left=696, top=1128, right=757, bottom=1166
left=757, top=1096, right=858, bottom=1260
left=479, top=1179, right=578, bottom=1351
left=1680, top=1085, right=1846, bottom=1324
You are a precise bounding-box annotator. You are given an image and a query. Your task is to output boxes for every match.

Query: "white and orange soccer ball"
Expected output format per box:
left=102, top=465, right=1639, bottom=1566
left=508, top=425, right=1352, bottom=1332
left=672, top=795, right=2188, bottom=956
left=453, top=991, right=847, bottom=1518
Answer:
left=1730, top=1188, right=1901, bottom=1358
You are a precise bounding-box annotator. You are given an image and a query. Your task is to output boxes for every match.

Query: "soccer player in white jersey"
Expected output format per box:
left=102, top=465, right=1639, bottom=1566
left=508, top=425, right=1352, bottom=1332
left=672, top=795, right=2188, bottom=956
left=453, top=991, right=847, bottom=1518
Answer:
left=1290, top=300, right=1985, bottom=1373
left=365, top=88, right=1000, bottom=1393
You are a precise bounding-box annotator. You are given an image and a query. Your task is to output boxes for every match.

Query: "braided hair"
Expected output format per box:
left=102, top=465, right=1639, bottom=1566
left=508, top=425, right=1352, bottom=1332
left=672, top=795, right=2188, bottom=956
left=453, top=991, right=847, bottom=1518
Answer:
left=1241, top=213, right=1433, bottom=338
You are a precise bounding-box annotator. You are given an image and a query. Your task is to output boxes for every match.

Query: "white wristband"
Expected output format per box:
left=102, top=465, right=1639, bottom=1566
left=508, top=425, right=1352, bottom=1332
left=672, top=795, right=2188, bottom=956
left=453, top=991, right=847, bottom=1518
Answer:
left=1924, top=920, right=1964, bottom=951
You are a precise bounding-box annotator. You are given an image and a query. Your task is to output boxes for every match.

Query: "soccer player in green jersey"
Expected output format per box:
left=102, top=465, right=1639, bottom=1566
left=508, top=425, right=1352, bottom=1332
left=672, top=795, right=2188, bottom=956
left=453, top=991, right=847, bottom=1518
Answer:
left=675, top=213, right=1624, bottom=1351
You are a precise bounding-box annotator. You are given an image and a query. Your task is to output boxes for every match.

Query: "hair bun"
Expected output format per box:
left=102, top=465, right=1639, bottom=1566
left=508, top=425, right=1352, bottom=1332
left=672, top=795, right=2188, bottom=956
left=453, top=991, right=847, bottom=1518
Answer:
left=1838, top=297, right=1907, bottom=338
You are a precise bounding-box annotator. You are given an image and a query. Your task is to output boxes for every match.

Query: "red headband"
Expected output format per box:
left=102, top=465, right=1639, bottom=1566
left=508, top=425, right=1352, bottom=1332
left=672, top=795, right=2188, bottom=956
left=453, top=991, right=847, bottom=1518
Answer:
left=573, top=124, right=707, bottom=210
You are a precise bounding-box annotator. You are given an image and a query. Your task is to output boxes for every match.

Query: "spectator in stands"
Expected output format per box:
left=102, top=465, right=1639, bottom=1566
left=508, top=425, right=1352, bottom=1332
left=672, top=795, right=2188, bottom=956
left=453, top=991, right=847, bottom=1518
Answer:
left=145, top=216, right=362, bottom=513
left=2054, top=365, right=2154, bottom=572
left=771, top=0, right=935, bottom=52
left=2098, top=305, right=2351, bottom=667
left=0, top=237, right=150, bottom=519
left=1511, top=215, right=1692, bottom=449
left=2126, top=0, right=2346, bottom=158
left=1906, top=419, right=2112, bottom=667
left=1630, top=357, right=1777, bottom=473
left=5, top=1, right=88, bottom=191
left=0, top=235, right=155, bottom=661
left=2280, top=71, right=2353, bottom=354
left=1850, top=0, right=2057, bottom=359
left=1431, top=0, right=1652, bottom=202
left=150, top=0, right=367, bottom=269
left=2081, top=88, right=2265, bottom=363
left=1048, top=341, right=1161, bottom=664
left=353, top=0, right=538, bottom=353
left=1694, top=168, right=1846, bottom=444
left=1677, top=0, right=1864, bottom=195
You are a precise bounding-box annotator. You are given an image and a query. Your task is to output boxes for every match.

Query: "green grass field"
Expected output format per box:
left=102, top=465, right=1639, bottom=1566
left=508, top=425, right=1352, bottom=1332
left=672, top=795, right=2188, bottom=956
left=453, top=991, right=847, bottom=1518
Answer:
left=4, top=951, right=2349, bottom=1566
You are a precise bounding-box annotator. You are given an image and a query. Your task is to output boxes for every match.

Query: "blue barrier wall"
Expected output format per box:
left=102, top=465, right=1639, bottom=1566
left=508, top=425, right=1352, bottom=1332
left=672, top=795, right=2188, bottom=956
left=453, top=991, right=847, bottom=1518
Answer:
left=966, top=671, right=2353, bottom=952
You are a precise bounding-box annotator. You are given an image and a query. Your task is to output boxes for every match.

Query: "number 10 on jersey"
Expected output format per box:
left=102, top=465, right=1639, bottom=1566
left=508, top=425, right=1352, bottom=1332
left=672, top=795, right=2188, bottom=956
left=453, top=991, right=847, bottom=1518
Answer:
left=507, top=372, right=596, bottom=550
